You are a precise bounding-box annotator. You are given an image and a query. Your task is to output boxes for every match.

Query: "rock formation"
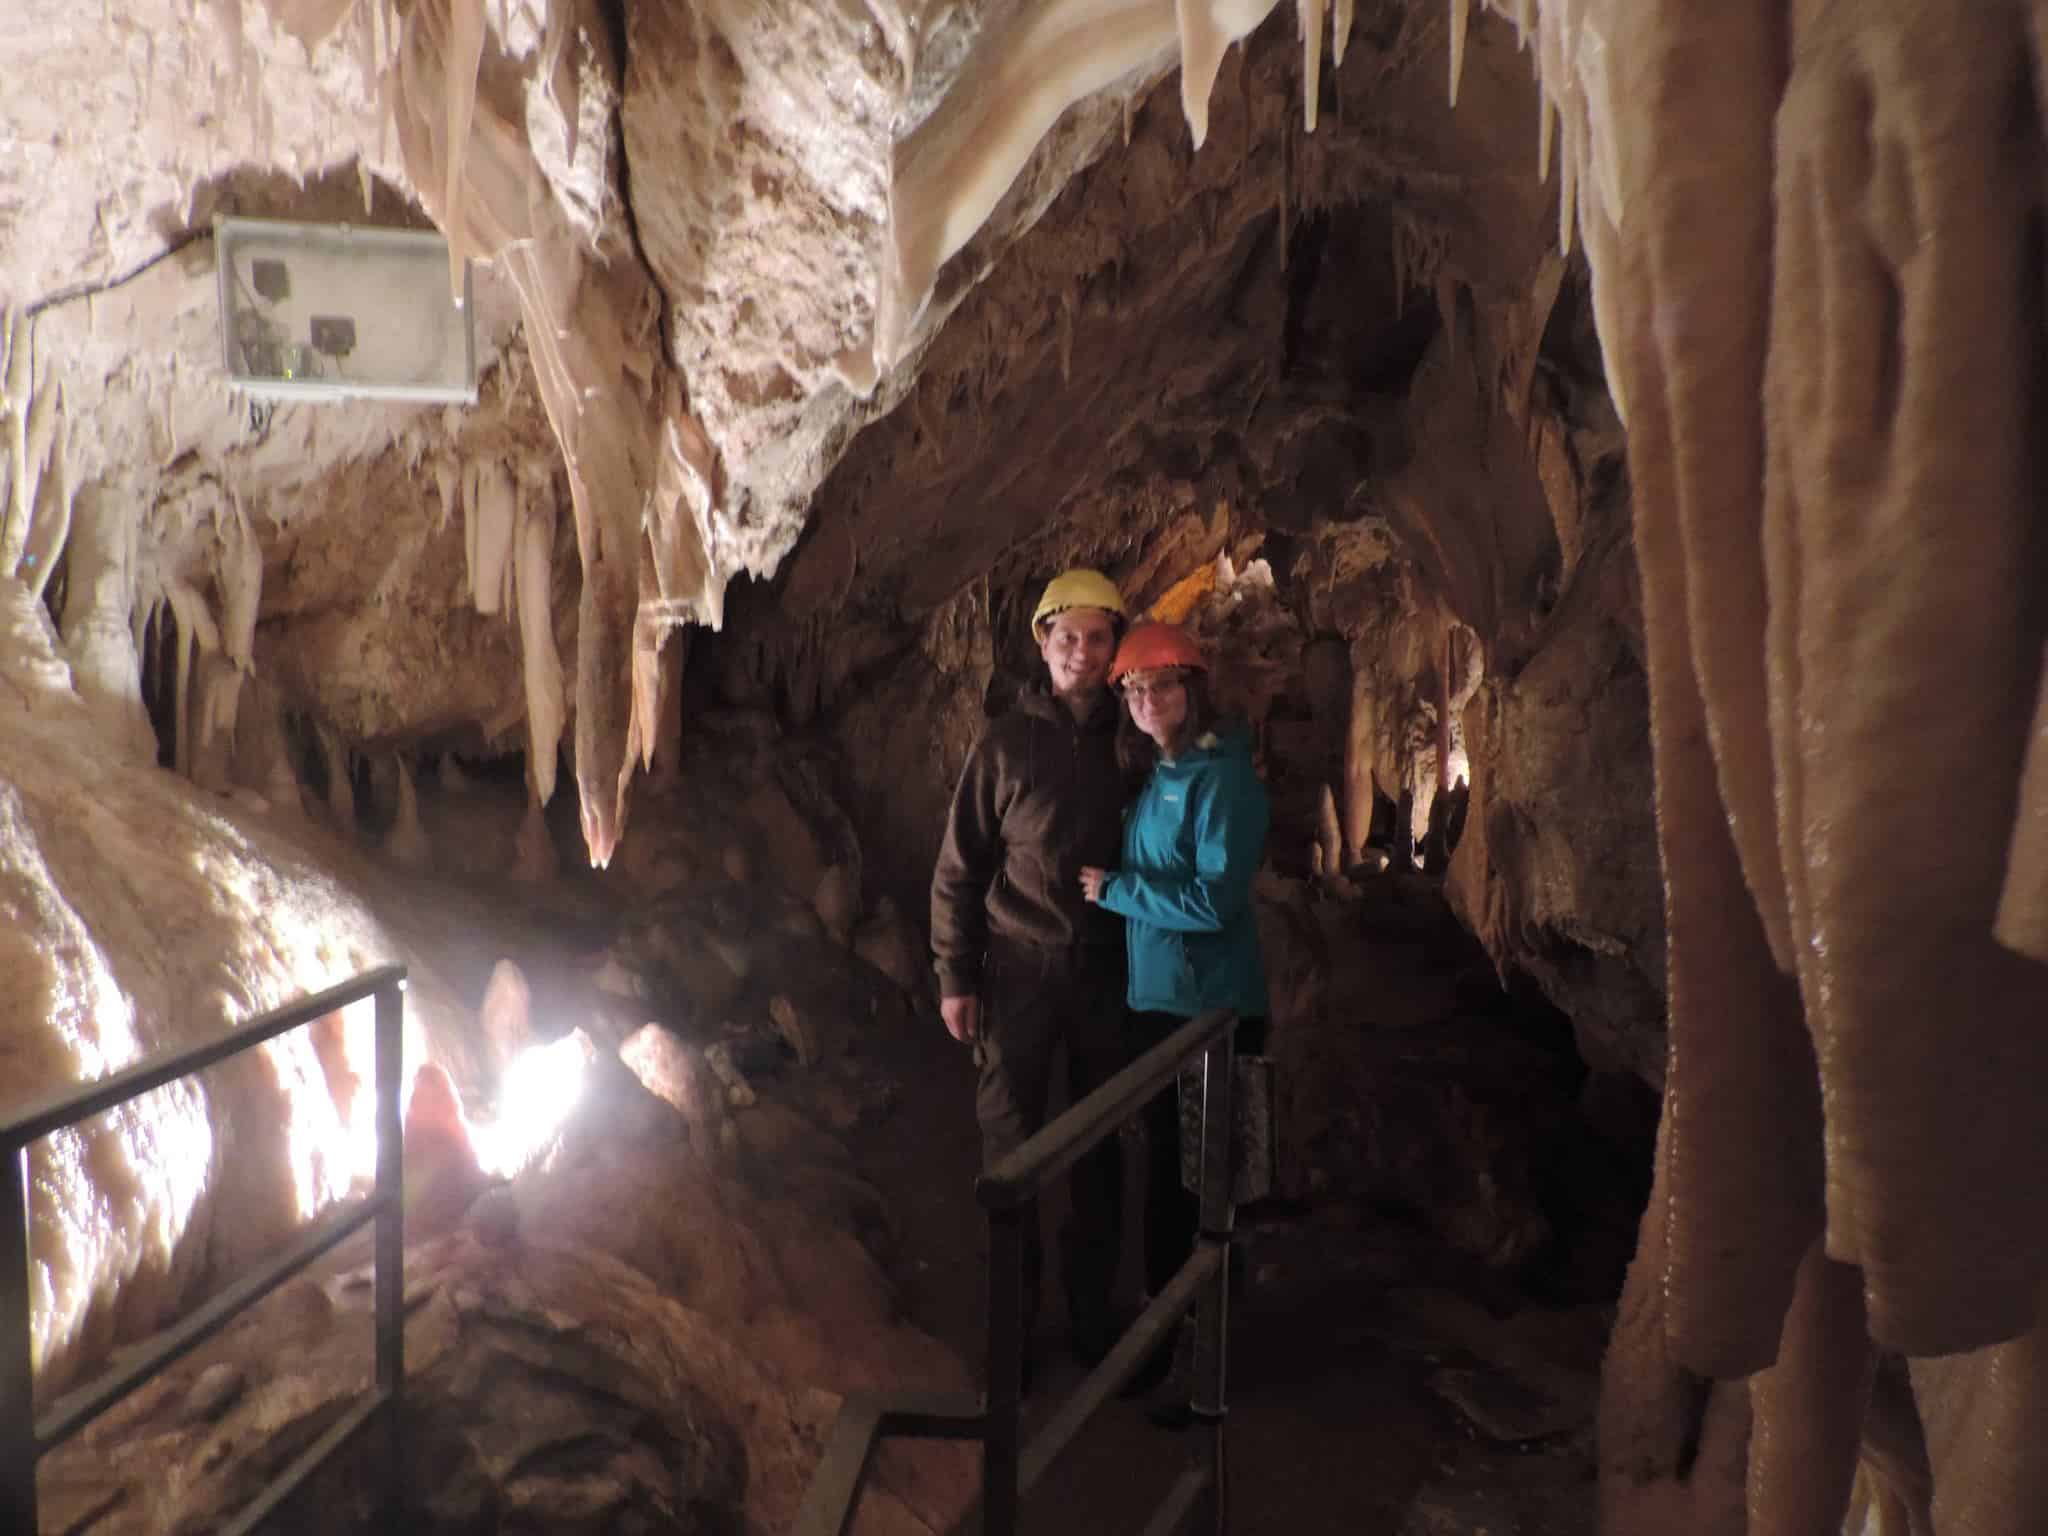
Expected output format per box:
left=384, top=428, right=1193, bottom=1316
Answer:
left=6, top=0, right=2046, bottom=1530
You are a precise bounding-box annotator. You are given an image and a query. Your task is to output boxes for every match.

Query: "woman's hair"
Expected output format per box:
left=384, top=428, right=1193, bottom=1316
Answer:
left=1116, top=666, right=1215, bottom=784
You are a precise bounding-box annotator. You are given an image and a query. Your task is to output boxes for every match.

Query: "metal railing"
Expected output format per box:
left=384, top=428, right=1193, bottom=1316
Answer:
left=797, top=1006, right=1240, bottom=1536
left=1, top=964, right=409, bottom=1535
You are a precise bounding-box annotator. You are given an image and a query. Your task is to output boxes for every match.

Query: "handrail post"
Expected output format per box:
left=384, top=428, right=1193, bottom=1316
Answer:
left=983, top=1204, right=1026, bottom=1536
left=1191, top=1028, right=1236, bottom=1536
left=373, top=975, right=406, bottom=1519
left=2, top=1144, right=35, bottom=1534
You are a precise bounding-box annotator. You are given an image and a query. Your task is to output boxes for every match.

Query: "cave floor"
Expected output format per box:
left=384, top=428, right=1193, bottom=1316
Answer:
left=375, top=778, right=1605, bottom=1536
left=842, top=973, right=1604, bottom=1536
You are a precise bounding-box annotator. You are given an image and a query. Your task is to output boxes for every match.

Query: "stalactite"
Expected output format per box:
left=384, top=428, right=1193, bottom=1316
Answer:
left=514, top=481, right=564, bottom=805
left=878, top=0, right=1264, bottom=371
left=1557, top=97, right=1579, bottom=256
left=628, top=589, right=664, bottom=777
left=1298, top=0, right=1326, bottom=131
left=3, top=315, right=39, bottom=580
left=1332, top=0, right=1354, bottom=65
left=443, top=0, right=487, bottom=305
left=218, top=493, right=261, bottom=679
left=1277, top=106, right=1292, bottom=271
left=21, top=403, right=71, bottom=604
left=162, top=581, right=220, bottom=780
left=1447, top=0, right=1470, bottom=107
left=653, top=629, right=686, bottom=782
left=469, top=459, right=515, bottom=615
left=434, top=457, right=458, bottom=534
left=1059, top=289, right=1075, bottom=384
left=1177, top=0, right=1281, bottom=152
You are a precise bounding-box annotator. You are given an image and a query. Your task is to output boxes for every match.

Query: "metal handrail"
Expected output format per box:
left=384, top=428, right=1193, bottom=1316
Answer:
left=796, top=1006, right=1239, bottom=1536
left=1, top=964, right=408, bottom=1535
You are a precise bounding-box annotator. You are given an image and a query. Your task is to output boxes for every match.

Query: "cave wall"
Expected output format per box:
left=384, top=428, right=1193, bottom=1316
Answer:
left=694, top=19, right=1664, bottom=1093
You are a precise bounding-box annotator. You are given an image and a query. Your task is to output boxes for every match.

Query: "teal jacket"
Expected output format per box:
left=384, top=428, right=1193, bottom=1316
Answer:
left=1097, top=724, right=1270, bottom=1019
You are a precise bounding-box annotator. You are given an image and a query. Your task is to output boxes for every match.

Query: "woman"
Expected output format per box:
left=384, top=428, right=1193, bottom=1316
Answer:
left=1079, top=620, right=1270, bottom=1426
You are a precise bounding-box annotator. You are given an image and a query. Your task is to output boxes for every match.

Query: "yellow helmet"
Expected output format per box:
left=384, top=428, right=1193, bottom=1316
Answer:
left=1031, top=568, right=1127, bottom=635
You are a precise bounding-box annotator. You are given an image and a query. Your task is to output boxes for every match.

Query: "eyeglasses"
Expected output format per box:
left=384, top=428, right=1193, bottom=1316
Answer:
left=1121, top=676, right=1186, bottom=703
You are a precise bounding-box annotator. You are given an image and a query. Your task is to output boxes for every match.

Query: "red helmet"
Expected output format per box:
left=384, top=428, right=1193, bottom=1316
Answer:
left=1109, top=622, right=1208, bottom=684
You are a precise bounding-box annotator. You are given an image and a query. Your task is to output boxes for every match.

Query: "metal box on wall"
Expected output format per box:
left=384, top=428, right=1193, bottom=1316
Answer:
left=216, top=217, right=476, bottom=404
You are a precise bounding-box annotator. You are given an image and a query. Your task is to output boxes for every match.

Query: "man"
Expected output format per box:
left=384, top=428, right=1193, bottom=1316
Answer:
left=931, top=567, right=1131, bottom=1371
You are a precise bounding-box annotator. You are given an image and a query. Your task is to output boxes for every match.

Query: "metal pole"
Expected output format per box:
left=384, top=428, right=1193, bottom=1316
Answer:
left=983, top=1205, right=1025, bottom=1536
left=1, top=1145, right=36, bottom=1535
left=373, top=978, right=406, bottom=1519
left=1191, top=1028, right=1237, bottom=1536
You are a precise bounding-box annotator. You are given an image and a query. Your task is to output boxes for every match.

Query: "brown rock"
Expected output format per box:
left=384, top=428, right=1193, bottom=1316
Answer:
left=185, top=1363, right=244, bottom=1423
left=477, top=958, right=536, bottom=1078
left=745, top=777, right=829, bottom=900
left=852, top=895, right=925, bottom=996
left=813, top=863, right=859, bottom=946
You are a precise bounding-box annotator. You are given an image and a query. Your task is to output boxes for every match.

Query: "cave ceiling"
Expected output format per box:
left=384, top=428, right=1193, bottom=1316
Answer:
left=0, top=0, right=1571, bottom=859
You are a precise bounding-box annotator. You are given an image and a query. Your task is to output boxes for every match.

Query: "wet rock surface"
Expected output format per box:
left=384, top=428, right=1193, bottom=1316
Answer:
left=30, top=759, right=971, bottom=1536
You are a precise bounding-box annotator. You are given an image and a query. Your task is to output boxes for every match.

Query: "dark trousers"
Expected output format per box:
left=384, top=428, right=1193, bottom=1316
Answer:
left=975, top=947, right=1127, bottom=1347
left=1128, top=1010, right=1269, bottom=1298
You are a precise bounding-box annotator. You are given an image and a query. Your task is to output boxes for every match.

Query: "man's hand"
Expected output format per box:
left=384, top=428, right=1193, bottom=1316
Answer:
left=941, top=994, right=981, bottom=1044
left=1079, top=866, right=1109, bottom=903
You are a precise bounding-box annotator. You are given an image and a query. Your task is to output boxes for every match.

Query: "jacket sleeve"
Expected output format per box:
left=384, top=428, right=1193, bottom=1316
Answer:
left=1097, top=762, right=1268, bottom=933
left=931, top=734, right=1002, bottom=996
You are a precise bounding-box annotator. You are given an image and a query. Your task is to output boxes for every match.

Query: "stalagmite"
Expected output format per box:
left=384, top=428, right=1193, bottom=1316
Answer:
left=1766, top=0, right=2048, bottom=1355
left=384, top=754, right=430, bottom=869
left=1911, top=1309, right=2048, bottom=1536
left=511, top=791, right=557, bottom=883
left=1315, top=782, right=1342, bottom=878
left=1597, top=1115, right=1752, bottom=1535
left=1744, top=1242, right=1871, bottom=1536
left=57, top=482, right=156, bottom=763
left=319, top=726, right=354, bottom=829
